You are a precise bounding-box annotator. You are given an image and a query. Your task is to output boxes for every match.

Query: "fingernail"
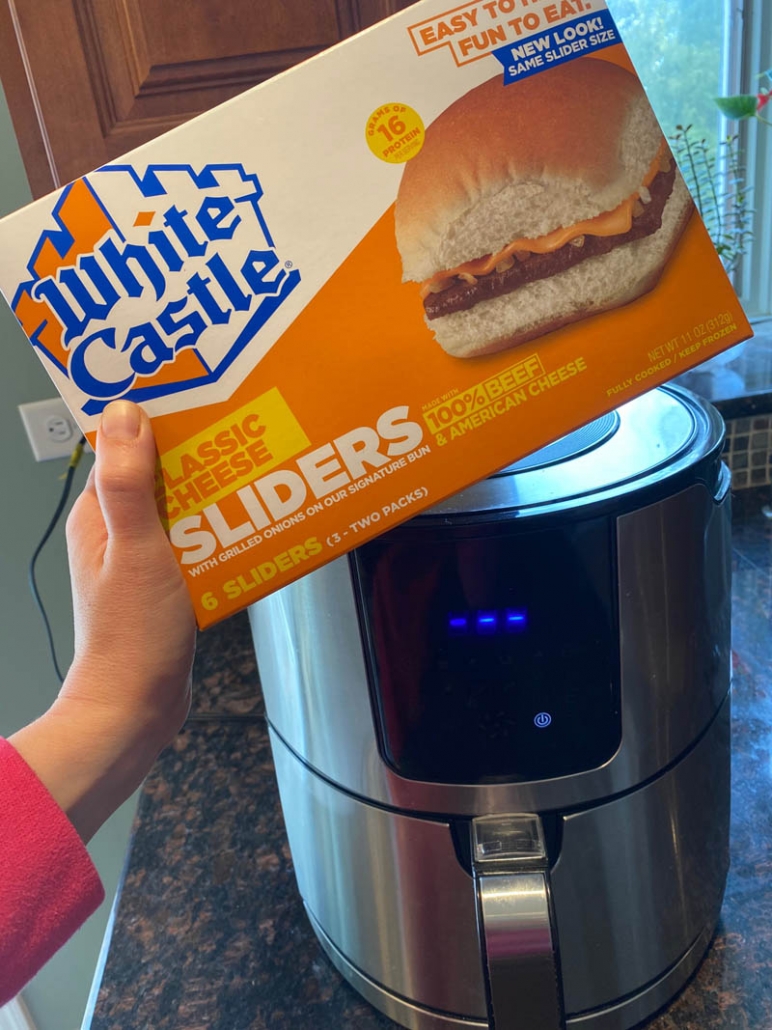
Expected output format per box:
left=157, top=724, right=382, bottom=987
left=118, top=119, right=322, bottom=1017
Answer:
left=101, top=401, right=141, bottom=440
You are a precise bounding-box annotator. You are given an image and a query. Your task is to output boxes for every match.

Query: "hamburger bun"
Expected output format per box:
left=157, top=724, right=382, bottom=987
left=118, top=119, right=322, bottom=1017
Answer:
left=395, top=57, right=694, bottom=358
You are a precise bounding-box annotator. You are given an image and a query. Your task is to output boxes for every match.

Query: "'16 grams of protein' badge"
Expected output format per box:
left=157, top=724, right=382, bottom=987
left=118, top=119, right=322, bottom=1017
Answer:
left=0, top=0, right=752, bottom=627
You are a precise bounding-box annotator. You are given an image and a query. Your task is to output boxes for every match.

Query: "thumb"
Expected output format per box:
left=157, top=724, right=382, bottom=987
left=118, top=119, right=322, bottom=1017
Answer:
left=95, top=401, right=161, bottom=542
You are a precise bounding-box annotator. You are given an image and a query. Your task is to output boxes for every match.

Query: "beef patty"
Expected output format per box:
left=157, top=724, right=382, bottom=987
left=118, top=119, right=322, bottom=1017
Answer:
left=424, top=164, right=681, bottom=321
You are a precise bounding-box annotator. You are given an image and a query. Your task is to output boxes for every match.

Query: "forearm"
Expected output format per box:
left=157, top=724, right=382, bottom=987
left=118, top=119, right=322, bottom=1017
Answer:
left=0, top=400, right=195, bottom=999
left=9, top=693, right=166, bottom=844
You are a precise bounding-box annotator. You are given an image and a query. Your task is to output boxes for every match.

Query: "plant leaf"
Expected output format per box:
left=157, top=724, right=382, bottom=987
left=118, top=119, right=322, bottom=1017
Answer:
left=715, top=95, right=759, bottom=119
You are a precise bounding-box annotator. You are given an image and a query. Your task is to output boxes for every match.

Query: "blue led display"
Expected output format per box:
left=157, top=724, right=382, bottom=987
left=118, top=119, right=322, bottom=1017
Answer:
left=448, top=609, right=527, bottom=635
left=477, top=611, right=498, bottom=634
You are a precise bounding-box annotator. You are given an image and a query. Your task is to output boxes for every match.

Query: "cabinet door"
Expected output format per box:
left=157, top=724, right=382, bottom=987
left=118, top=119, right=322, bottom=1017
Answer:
left=0, top=0, right=417, bottom=197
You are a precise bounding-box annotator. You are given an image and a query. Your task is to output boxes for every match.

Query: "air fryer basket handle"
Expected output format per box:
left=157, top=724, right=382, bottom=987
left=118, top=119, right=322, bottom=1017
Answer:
left=472, top=815, right=565, bottom=1030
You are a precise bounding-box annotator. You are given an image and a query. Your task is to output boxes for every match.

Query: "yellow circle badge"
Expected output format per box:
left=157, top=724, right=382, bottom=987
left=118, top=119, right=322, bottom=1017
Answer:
left=365, top=103, right=425, bottom=164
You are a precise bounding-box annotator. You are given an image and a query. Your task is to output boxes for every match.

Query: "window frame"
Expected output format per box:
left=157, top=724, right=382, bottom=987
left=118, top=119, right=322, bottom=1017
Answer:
left=734, top=0, right=772, bottom=319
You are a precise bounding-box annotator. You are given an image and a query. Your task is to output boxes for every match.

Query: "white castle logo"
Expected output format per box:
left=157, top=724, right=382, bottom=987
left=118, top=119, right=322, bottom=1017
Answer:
left=14, top=163, right=301, bottom=415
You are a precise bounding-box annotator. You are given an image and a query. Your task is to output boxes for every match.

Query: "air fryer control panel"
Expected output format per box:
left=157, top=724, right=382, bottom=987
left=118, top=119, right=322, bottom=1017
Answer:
left=353, top=517, right=621, bottom=784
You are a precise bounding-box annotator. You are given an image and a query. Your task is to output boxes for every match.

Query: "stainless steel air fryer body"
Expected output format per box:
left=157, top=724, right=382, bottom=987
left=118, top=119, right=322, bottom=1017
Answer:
left=248, top=385, right=731, bottom=1030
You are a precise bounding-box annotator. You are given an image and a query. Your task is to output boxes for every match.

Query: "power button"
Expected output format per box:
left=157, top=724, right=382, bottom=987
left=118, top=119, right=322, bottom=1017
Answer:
left=534, top=712, right=552, bottom=729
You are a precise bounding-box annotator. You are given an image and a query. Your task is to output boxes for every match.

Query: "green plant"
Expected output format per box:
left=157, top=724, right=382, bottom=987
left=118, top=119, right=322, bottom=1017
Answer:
left=670, top=126, right=752, bottom=273
left=715, top=70, right=772, bottom=124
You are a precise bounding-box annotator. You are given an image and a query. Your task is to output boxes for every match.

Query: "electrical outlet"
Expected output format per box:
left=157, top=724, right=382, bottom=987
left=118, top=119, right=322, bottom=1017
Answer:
left=19, top=398, right=82, bottom=461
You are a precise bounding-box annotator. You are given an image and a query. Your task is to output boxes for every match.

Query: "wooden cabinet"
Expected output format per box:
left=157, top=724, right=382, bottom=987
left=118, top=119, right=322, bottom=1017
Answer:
left=0, top=0, right=417, bottom=197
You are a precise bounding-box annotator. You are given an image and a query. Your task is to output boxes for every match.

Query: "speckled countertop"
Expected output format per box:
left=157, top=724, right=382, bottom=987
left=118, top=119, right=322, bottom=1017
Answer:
left=84, top=489, right=772, bottom=1030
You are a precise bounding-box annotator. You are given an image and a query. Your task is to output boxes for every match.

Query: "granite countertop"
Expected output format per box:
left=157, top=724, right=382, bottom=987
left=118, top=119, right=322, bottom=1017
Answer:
left=85, top=489, right=772, bottom=1030
left=676, top=327, right=772, bottom=419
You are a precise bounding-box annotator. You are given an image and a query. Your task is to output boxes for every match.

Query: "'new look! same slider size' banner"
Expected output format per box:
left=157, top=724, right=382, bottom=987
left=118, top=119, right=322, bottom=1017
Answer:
left=492, top=10, right=620, bottom=83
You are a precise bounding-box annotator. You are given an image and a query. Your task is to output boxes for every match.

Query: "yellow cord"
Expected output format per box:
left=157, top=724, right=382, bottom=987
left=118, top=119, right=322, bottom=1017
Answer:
left=60, top=437, right=86, bottom=479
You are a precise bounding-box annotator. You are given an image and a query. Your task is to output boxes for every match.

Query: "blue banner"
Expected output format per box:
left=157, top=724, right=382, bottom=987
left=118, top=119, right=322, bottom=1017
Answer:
left=492, top=9, right=620, bottom=85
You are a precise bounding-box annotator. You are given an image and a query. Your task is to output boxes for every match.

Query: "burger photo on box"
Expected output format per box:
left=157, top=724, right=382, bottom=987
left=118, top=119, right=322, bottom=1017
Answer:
left=394, top=56, right=694, bottom=359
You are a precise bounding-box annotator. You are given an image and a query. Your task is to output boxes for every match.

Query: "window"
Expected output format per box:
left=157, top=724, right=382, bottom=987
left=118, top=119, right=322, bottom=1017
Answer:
left=612, top=0, right=772, bottom=321
left=613, top=0, right=729, bottom=150
left=737, top=1, right=772, bottom=318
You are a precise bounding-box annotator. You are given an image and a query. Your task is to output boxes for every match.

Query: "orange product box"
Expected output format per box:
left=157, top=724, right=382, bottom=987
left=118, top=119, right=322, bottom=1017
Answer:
left=0, top=0, right=752, bottom=627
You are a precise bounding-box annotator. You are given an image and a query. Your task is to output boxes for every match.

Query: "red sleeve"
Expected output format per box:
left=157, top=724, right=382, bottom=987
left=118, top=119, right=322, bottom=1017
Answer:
left=0, top=737, right=105, bottom=1005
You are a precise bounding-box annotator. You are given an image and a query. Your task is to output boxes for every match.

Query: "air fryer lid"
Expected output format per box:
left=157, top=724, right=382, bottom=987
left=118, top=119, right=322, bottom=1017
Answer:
left=418, top=385, right=724, bottom=522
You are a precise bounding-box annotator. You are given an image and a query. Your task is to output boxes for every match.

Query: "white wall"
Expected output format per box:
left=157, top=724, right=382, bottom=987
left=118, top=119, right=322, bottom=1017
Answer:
left=0, top=84, right=137, bottom=1030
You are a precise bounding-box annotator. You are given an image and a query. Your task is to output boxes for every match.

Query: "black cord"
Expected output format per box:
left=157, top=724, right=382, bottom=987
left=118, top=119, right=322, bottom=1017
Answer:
left=29, top=436, right=87, bottom=683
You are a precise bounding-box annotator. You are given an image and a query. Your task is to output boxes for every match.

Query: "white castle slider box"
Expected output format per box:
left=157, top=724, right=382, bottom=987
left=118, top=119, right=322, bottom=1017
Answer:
left=0, top=0, right=751, bottom=627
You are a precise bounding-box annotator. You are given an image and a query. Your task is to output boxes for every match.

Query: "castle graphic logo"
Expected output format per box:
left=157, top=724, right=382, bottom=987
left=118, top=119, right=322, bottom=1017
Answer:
left=12, top=163, right=301, bottom=415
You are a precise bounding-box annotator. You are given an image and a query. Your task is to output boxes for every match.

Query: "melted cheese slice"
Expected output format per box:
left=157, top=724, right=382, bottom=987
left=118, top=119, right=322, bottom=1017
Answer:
left=420, top=140, right=668, bottom=300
